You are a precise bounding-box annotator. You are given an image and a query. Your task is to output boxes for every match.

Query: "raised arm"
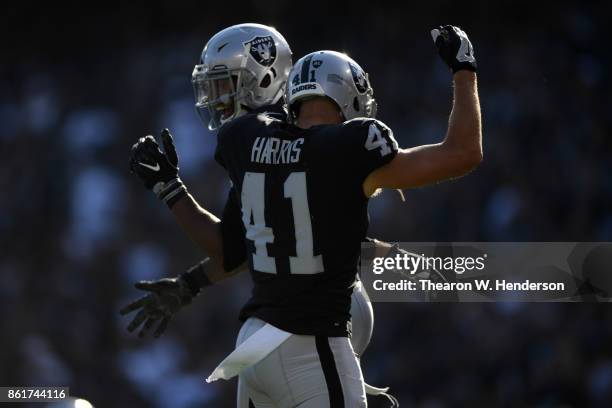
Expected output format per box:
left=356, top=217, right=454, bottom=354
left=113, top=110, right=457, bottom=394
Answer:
left=129, top=129, right=224, bottom=261
left=170, top=193, right=224, bottom=260
left=124, top=151, right=250, bottom=338
left=363, top=25, right=482, bottom=197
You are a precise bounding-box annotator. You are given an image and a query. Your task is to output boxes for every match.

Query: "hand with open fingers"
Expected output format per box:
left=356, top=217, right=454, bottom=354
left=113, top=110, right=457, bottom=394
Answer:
left=430, top=25, right=477, bottom=73
left=119, top=277, right=194, bottom=338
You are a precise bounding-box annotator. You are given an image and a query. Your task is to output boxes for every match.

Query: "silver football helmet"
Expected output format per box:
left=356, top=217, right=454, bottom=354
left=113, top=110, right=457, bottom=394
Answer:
left=192, top=23, right=292, bottom=130
left=285, top=50, right=377, bottom=123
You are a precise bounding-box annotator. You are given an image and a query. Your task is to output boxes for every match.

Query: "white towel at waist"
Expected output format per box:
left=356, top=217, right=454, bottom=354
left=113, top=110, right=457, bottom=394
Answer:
left=206, top=323, right=292, bottom=383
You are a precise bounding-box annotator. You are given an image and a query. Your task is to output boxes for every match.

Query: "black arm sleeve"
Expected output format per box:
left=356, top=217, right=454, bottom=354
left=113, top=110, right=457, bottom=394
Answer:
left=220, top=186, right=248, bottom=272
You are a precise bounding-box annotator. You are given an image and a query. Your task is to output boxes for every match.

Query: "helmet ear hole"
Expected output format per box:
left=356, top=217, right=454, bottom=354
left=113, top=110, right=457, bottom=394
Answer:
left=353, top=97, right=360, bottom=112
left=259, top=74, right=272, bottom=88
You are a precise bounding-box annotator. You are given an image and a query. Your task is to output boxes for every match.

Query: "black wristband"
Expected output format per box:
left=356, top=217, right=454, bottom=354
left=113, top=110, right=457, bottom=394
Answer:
left=166, top=188, right=188, bottom=208
left=153, top=177, right=188, bottom=208
left=452, top=61, right=477, bottom=74
left=181, top=258, right=213, bottom=296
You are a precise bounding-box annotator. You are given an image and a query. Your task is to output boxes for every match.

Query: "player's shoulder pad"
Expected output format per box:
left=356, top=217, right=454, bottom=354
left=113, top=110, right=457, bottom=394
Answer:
left=251, top=102, right=288, bottom=120
left=217, top=112, right=283, bottom=145
left=341, top=117, right=399, bottom=155
left=342, top=117, right=392, bottom=134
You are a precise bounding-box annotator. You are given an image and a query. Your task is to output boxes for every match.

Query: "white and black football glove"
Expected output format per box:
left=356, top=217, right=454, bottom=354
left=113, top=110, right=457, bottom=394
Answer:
left=120, top=259, right=212, bottom=338
left=431, top=25, right=477, bottom=73
left=129, top=128, right=187, bottom=208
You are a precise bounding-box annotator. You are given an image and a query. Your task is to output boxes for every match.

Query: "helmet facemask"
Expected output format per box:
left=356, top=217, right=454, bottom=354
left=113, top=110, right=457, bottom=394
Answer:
left=362, top=83, right=378, bottom=118
left=192, top=65, right=258, bottom=130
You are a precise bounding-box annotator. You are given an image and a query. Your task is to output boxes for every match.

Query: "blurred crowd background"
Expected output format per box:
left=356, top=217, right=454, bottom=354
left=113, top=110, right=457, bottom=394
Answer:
left=1, top=1, right=611, bottom=407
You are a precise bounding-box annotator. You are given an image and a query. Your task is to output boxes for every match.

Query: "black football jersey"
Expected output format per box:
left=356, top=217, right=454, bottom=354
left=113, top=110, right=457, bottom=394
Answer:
left=215, top=113, right=398, bottom=336
left=219, top=104, right=287, bottom=272
left=219, top=187, right=246, bottom=272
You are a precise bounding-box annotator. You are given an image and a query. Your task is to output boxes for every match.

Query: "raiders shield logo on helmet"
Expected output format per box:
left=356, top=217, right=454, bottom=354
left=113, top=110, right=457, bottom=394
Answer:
left=349, top=62, right=368, bottom=94
left=244, top=36, right=277, bottom=67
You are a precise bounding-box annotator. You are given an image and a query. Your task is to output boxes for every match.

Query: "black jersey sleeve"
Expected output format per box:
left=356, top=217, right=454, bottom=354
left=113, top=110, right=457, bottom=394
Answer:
left=342, top=118, right=399, bottom=182
left=214, top=113, right=247, bottom=169
left=220, top=186, right=247, bottom=272
left=214, top=122, right=232, bottom=169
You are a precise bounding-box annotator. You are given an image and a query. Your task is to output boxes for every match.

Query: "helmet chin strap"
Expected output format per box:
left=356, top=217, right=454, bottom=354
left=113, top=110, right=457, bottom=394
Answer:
left=218, top=102, right=248, bottom=126
left=234, top=106, right=249, bottom=118
left=269, top=85, right=285, bottom=106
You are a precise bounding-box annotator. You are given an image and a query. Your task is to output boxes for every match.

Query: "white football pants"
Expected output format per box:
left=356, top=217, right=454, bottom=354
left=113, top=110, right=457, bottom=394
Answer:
left=236, top=281, right=372, bottom=408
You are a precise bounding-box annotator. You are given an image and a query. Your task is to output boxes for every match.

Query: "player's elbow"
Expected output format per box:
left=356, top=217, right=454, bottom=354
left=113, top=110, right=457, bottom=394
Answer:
left=465, top=146, right=483, bottom=169
left=449, top=146, right=482, bottom=178
left=444, top=124, right=483, bottom=173
left=462, top=148, right=483, bottom=175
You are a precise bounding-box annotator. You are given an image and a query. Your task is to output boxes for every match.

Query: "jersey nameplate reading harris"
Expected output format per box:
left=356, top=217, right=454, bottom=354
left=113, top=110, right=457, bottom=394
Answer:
left=251, top=136, right=304, bottom=164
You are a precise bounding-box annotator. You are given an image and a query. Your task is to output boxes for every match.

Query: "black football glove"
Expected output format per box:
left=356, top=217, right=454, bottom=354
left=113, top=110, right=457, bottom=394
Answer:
left=129, top=128, right=187, bottom=208
left=120, top=259, right=213, bottom=338
left=431, top=25, right=477, bottom=73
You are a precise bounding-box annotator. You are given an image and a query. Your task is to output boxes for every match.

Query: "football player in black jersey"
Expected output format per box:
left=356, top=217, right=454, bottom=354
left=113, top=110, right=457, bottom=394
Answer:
left=123, top=23, right=397, bottom=406
left=125, top=24, right=481, bottom=407
left=122, top=23, right=382, bottom=353
left=205, top=41, right=479, bottom=406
